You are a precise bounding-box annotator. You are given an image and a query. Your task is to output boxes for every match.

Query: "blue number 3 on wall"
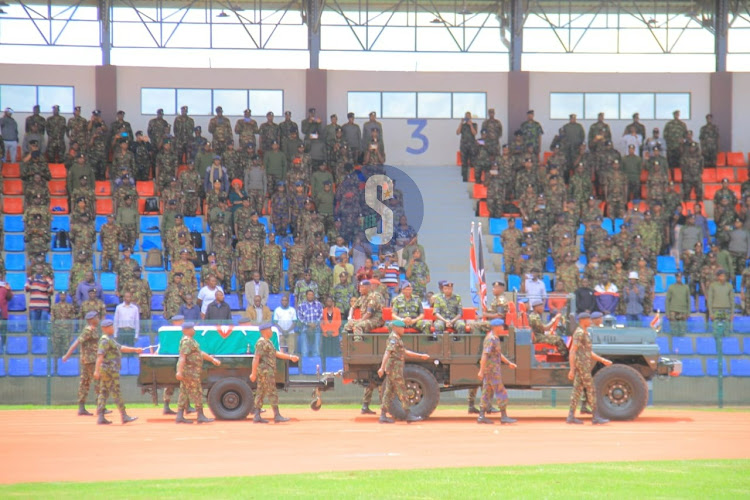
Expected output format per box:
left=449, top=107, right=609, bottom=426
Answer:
left=406, top=119, right=429, bottom=155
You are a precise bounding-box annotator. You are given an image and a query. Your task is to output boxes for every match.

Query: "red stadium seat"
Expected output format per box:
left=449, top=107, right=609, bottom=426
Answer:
left=703, top=184, right=721, bottom=200
left=48, top=164, right=66, bottom=179
left=2, top=163, right=21, bottom=178
left=730, top=185, right=741, bottom=199
left=3, top=197, right=24, bottom=214
left=716, top=168, right=735, bottom=182
left=3, top=179, right=23, bottom=195
left=473, top=184, right=487, bottom=199
left=48, top=180, right=67, bottom=196
left=136, top=181, right=155, bottom=197
left=727, top=152, right=747, bottom=168
left=627, top=200, right=648, bottom=213
left=478, top=201, right=490, bottom=218
left=671, top=169, right=682, bottom=182
left=96, top=198, right=113, bottom=215
left=456, top=151, right=461, bottom=166
left=50, top=197, right=69, bottom=214
left=738, top=169, right=749, bottom=183
left=543, top=151, right=553, bottom=165
left=95, top=181, right=112, bottom=196
left=715, top=152, right=727, bottom=167
left=701, top=169, right=717, bottom=183
left=640, top=169, right=648, bottom=182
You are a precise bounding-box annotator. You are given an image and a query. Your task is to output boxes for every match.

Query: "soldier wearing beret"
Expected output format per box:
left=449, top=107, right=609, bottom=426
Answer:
left=477, top=319, right=517, bottom=425
left=62, top=310, right=101, bottom=416
left=567, top=312, right=612, bottom=425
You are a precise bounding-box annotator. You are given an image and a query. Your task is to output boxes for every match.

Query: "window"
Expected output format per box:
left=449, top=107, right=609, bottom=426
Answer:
left=550, top=92, right=690, bottom=120
left=141, top=88, right=284, bottom=116
left=347, top=91, right=487, bottom=119
left=0, top=85, right=75, bottom=113
left=213, top=89, right=247, bottom=116
left=249, top=90, right=283, bottom=117
left=178, top=89, right=212, bottom=116
left=141, top=88, right=175, bottom=115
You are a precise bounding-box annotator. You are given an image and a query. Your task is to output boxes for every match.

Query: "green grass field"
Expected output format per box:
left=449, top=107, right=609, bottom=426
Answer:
left=1, top=460, right=748, bottom=499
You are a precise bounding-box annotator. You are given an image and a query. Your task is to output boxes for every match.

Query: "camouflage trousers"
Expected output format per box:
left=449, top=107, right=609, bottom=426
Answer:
left=362, top=380, right=384, bottom=405
left=51, top=329, right=71, bottom=359
left=265, top=271, right=282, bottom=294
left=46, top=139, right=66, bottom=163
left=533, top=333, right=569, bottom=357
left=503, top=252, right=524, bottom=276
left=668, top=312, right=688, bottom=336
left=119, top=225, right=138, bottom=251
left=97, top=371, right=125, bottom=414
left=78, top=362, right=100, bottom=404
left=178, top=376, right=203, bottom=410
left=460, top=143, right=476, bottom=180
left=730, top=252, right=747, bottom=277
left=702, top=147, right=717, bottom=168
left=164, top=386, right=174, bottom=403
left=344, top=318, right=383, bottom=340
left=254, top=370, right=279, bottom=409
left=667, top=148, right=681, bottom=169
left=682, top=179, right=703, bottom=201
left=607, top=198, right=626, bottom=219
left=432, top=319, right=466, bottom=334
left=569, top=363, right=595, bottom=414
left=480, top=373, right=508, bottom=412
left=712, top=309, right=732, bottom=338
left=212, top=140, right=230, bottom=156
left=383, top=368, right=411, bottom=413
left=247, top=189, right=265, bottom=215
left=641, top=290, right=654, bottom=316
left=183, top=194, right=201, bottom=217
left=101, top=251, right=118, bottom=273
left=402, top=319, right=432, bottom=335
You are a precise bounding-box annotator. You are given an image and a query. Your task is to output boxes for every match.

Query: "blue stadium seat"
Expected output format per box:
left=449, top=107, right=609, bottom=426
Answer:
left=120, top=360, right=129, bottom=376
left=151, top=315, right=168, bottom=331
left=734, top=316, right=750, bottom=334
left=51, top=215, right=70, bottom=232
left=736, top=275, right=742, bottom=293
left=31, top=336, right=48, bottom=354
left=5, top=234, right=25, bottom=252
left=695, top=336, right=717, bottom=355
left=707, top=220, right=716, bottom=236
left=613, top=218, right=624, bottom=233
left=147, top=273, right=167, bottom=291
left=103, top=294, right=119, bottom=311
left=4, top=215, right=24, bottom=232
left=672, top=336, right=694, bottom=354
left=488, top=218, right=507, bottom=235
left=257, top=216, right=270, bottom=233
left=8, top=358, right=30, bottom=377
left=184, top=216, right=203, bottom=233
left=0, top=359, right=4, bottom=377
left=6, top=273, right=25, bottom=291
left=653, top=276, right=665, bottom=294
left=578, top=255, right=587, bottom=266
left=6, top=336, right=28, bottom=354
left=32, top=358, right=49, bottom=376
left=140, top=216, right=160, bottom=233
left=282, top=257, right=289, bottom=271
left=656, top=256, right=678, bottom=273
left=721, top=337, right=741, bottom=355
left=542, top=275, right=552, bottom=292
left=664, top=275, right=676, bottom=289
left=128, top=357, right=140, bottom=375
left=730, top=359, right=750, bottom=377
left=601, top=219, right=614, bottom=235
left=325, top=357, right=343, bottom=372
left=52, top=253, right=73, bottom=271
left=101, top=273, right=116, bottom=292
left=656, top=336, right=669, bottom=354
left=8, top=294, right=26, bottom=312
left=289, top=364, right=299, bottom=376
left=135, top=336, right=151, bottom=348
left=96, top=234, right=103, bottom=252
left=54, top=272, right=69, bottom=291
left=8, top=315, right=28, bottom=333
left=492, top=237, right=503, bottom=254
left=680, top=358, right=704, bottom=377
left=5, top=253, right=26, bottom=271
left=224, top=294, right=240, bottom=310
left=507, top=274, right=521, bottom=292
left=57, top=357, right=79, bottom=376
left=706, top=358, right=729, bottom=377
left=576, top=223, right=585, bottom=236
left=141, top=235, right=162, bottom=251
left=151, top=294, right=164, bottom=311
left=301, top=356, right=321, bottom=375
left=652, top=296, right=666, bottom=312
left=95, top=215, right=108, bottom=231
left=230, top=275, right=237, bottom=292
left=545, top=256, right=555, bottom=273
left=267, top=294, right=283, bottom=311
left=687, top=316, right=705, bottom=333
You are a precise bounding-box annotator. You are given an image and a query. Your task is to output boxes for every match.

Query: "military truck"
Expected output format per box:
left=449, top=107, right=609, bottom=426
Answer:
left=341, top=295, right=682, bottom=421
left=138, top=325, right=336, bottom=420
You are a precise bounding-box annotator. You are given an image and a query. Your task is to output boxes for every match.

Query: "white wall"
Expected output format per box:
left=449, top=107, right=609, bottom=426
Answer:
left=116, top=66, right=307, bottom=138
left=529, top=72, right=712, bottom=156
left=327, top=71, right=509, bottom=167
left=732, top=73, right=750, bottom=155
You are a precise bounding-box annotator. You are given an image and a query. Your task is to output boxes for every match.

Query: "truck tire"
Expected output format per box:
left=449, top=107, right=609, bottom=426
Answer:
left=207, top=378, right=254, bottom=420
left=594, top=364, right=648, bottom=421
left=387, top=364, right=440, bottom=421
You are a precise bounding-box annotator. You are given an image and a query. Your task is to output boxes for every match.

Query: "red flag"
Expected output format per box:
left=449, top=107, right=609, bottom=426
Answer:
left=476, top=223, right=487, bottom=311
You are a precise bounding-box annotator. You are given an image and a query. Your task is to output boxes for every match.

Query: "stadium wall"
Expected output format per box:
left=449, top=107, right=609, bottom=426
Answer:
left=732, top=73, right=750, bottom=156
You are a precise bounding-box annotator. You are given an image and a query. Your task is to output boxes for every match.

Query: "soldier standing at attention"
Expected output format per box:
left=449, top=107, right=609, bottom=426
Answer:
left=567, top=312, right=612, bottom=425
left=666, top=272, right=690, bottom=337
left=562, top=114, right=585, bottom=171
left=456, top=111, right=477, bottom=182
left=377, top=320, right=430, bottom=423
left=62, top=310, right=102, bottom=416
left=708, top=269, right=735, bottom=338
left=174, top=322, right=220, bottom=424
left=66, top=106, right=87, bottom=153
left=520, top=110, right=544, bottom=157
left=46, top=105, right=67, bottom=162
left=481, top=108, right=503, bottom=157
left=235, top=109, right=259, bottom=149
left=250, top=323, right=299, bottom=423
left=208, top=106, right=233, bottom=155
left=173, top=106, right=195, bottom=162
left=147, top=108, right=170, bottom=152
left=94, top=319, right=143, bottom=425
left=663, top=110, right=688, bottom=169
left=699, top=114, right=719, bottom=168
left=50, top=291, right=76, bottom=368
left=477, top=319, right=517, bottom=425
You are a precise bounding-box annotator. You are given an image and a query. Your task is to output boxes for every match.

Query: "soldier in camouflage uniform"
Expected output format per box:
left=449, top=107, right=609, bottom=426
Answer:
left=115, top=195, right=139, bottom=251
left=485, top=167, right=505, bottom=218
left=95, top=319, right=142, bottom=425
left=604, top=159, right=628, bottom=218
left=51, top=291, right=77, bottom=362
left=147, top=108, right=170, bottom=152
left=129, top=269, right=152, bottom=329
left=528, top=300, right=568, bottom=357
left=566, top=312, right=612, bottom=424
left=476, top=319, right=518, bottom=424
left=432, top=281, right=467, bottom=334
left=68, top=249, right=93, bottom=296
left=173, top=106, right=195, bottom=163
left=171, top=249, right=198, bottom=292
left=635, top=257, right=655, bottom=314
left=62, top=310, right=101, bottom=416
left=24, top=174, right=50, bottom=206
left=115, top=247, right=140, bottom=295
left=156, top=140, right=180, bottom=193
left=569, top=162, right=593, bottom=217
left=222, top=142, right=244, bottom=182
left=161, top=177, right=183, bottom=215
left=682, top=141, right=704, bottom=201
left=45, top=105, right=67, bottom=162
left=286, top=242, right=306, bottom=286
left=250, top=323, right=297, bottom=423
left=69, top=212, right=96, bottom=256
left=332, top=271, right=356, bottom=313
left=174, top=322, right=221, bottom=424
left=236, top=229, right=263, bottom=293
left=663, top=110, right=688, bottom=169
left=391, top=282, right=431, bottom=334
left=261, top=231, right=283, bottom=294
left=480, top=108, right=502, bottom=157
left=208, top=106, right=233, bottom=155
left=180, top=165, right=203, bottom=216
left=588, top=112, right=612, bottom=153
left=235, top=109, right=259, bottom=149
left=79, top=287, right=106, bottom=321
left=344, top=281, right=384, bottom=340
left=270, top=182, right=293, bottom=236
left=259, top=112, right=280, bottom=155
left=66, top=106, right=88, bottom=152
left=87, top=111, right=108, bottom=180
left=519, top=110, right=544, bottom=157
left=200, top=251, right=228, bottom=289
left=699, top=114, right=719, bottom=168
left=310, top=252, right=333, bottom=301
left=111, top=138, right=135, bottom=179
left=457, top=112, right=477, bottom=182
left=714, top=178, right=738, bottom=223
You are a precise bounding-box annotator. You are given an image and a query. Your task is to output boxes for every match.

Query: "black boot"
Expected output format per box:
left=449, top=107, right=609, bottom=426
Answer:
left=361, top=404, right=376, bottom=415
left=103, top=408, right=112, bottom=415
left=78, top=403, right=93, bottom=416
left=591, top=412, right=610, bottom=425
left=196, top=408, right=214, bottom=424
left=175, top=409, right=193, bottom=424
left=580, top=405, right=593, bottom=415
left=500, top=409, right=517, bottom=424
left=163, top=401, right=177, bottom=415
left=122, top=413, right=138, bottom=424
left=273, top=405, right=290, bottom=423
left=405, top=409, right=422, bottom=423
left=468, top=405, right=480, bottom=414
left=253, top=409, right=269, bottom=424
left=566, top=409, right=583, bottom=425
left=379, top=409, right=394, bottom=424
left=97, top=413, right=111, bottom=425
left=487, top=407, right=500, bottom=414
left=186, top=404, right=196, bottom=414
left=477, top=411, right=493, bottom=424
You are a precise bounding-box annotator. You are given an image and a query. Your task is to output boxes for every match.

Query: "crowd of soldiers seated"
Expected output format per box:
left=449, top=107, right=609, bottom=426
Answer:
left=0, top=104, right=441, bottom=357
left=458, top=108, right=748, bottom=332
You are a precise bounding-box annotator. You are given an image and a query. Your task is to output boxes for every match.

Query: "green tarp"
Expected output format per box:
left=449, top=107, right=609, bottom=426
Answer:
left=157, top=326, right=280, bottom=355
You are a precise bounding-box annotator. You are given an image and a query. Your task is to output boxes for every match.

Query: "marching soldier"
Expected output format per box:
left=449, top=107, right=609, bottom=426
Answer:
left=175, top=322, right=221, bottom=424
left=250, top=323, right=298, bottom=423
left=567, top=312, right=612, bottom=425
left=476, top=319, right=518, bottom=425
left=62, top=310, right=101, bottom=416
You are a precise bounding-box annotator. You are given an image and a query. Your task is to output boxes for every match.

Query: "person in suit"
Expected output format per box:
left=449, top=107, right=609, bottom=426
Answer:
left=244, top=271, right=269, bottom=306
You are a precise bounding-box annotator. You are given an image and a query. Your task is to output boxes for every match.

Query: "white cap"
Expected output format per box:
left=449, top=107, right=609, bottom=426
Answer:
left=628, top=271, right=639, bottom=279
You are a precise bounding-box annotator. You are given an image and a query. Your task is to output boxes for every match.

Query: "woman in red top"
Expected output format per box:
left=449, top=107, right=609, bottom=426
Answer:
left=320, top=297, right=342, bottom=357
left=355, top=257, right=375, bottom=283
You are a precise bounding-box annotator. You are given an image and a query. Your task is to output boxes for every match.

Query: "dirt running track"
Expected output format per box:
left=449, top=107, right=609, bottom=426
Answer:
left=1, top=408, right=748, bottom=484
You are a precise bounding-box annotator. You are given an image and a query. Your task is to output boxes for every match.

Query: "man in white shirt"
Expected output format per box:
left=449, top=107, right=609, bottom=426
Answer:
left=114, top=291, right=140, bottom=345
left=244, top=271, right=269, bottom=306
left=273, top=294, right=298, bottom=354
left=328, top=236, right=350, bottom=266
left=197, top=275, right=224, bottom=316
left=523, top=268, right=548, bottom=303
